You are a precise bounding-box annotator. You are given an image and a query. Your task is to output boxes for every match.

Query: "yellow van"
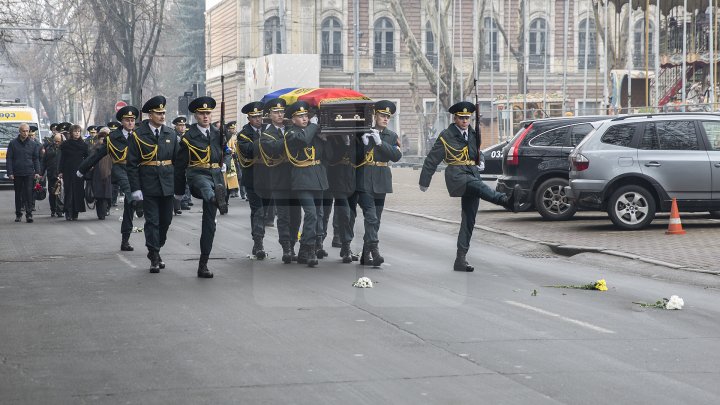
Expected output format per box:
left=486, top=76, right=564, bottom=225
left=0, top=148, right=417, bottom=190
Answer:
left=0, top=101, right=40, bottom=185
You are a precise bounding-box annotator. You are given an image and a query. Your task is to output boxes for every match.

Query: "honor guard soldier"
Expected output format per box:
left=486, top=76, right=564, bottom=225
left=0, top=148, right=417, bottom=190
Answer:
left=127, top=95, right=180, bottom=273
left=85, top=126, right=99, bottom=145
left=174, top=96, right=228, bottom=278
left=419, top=101, right=521, bottom=272
left=259, top=98, right=302, bottom=264
left=79, top=106, right=143, bottom=251
left=355, top=100, right=402, bottom=267
left=283, top=101, right=328, bottom=267
left=172, top=116, right=187, bottom=134
left=172, top=116, right=192, bottom=210
left=236, top=101, right=268, bottom=259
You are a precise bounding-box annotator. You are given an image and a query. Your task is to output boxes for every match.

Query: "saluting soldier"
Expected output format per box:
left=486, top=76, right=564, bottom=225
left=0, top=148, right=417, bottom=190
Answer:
left=236, top=101, right=268, bottom=259
left=283, top=101, right=328, bottom=267
left=127, top=96, right=180, bottom=273
left=259, top=98, right=301, bottom=264
left=355, top=100, right=402, bottom=267
left=419, top=101, right=521, bottom=272
left=174, top=96, right=228, bottom=278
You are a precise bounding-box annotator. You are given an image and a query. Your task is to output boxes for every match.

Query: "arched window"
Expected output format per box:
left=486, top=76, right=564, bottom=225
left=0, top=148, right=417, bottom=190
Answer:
left=321, top=17, right=343, bottom=68
left=374, top=17, right=395, bottom=69
left=529, top=18, right=548, bottom=70
left=578, top=18, right=597, bottom=69
left=633, top=19, right=655, bottom=67
left=425, top=21, right=437, bottom=67
left=482, top=17, right=499, bottom=71
left=264, top=17, right=282, bottom=55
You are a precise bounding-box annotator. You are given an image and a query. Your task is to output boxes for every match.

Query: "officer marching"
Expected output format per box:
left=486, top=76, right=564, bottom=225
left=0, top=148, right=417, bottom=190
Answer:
left=78, top=106, right=143, bottom=251
left=419, top=101, right=521, bottom=272
left=127, top=96, right=180, bottom=273
left=174, top=96, right=228, bottom=278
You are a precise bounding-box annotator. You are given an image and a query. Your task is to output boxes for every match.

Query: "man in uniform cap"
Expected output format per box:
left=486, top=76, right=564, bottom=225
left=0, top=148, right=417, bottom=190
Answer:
left=172, top=116, right=192, bottom=210
left=236, top=101, right=268, bottom=259
left=79, top=105, right=142, bottom=252
left=85, top=125, right=99, bottom=145
left=172, top=116, right=187, bottom=133
left=174, top=96, right=227, bottom=278
left=127, top=95, right=180, bottom=273
left=259, top=98, right=302, bottom=263
left=419, top=101, right=521, bottom=272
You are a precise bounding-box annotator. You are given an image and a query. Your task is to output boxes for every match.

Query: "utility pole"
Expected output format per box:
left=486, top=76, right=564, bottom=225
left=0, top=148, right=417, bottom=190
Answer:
left=354, top=0, right=360, bottom=91
left=279, top=0, right=287, bottom=53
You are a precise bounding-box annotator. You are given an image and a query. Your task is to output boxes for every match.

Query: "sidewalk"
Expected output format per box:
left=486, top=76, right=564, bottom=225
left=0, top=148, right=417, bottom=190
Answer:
left=386, top=167, right=720, bottom=273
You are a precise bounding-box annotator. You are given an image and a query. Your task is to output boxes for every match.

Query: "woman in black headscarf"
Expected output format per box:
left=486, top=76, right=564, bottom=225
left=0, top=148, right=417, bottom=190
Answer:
left=58, top=124, right=89, bottom=220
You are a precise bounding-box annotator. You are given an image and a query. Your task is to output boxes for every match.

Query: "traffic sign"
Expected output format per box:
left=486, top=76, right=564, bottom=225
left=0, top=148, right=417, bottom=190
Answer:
left=114, top=101, right=127, bottom=112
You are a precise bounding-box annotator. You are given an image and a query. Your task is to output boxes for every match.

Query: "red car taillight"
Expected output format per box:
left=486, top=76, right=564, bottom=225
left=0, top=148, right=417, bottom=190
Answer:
left=572, top=154, right=590, bottom=171
left=506, top=124, right=533, bottom=166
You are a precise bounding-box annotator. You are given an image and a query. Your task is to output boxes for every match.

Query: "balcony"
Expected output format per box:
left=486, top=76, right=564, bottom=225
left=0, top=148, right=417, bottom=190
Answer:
left=374, top=53, right=396, bottom=69
left=321, top=53, right=343, bottom=69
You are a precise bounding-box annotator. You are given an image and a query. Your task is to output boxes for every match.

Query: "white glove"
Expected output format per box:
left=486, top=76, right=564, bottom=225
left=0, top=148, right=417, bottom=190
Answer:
left=476, top=161, right=485, bottom=172
left=419, top=185, right=428, bottom=192
left=174, top=194, right=183, bottom=201
left=75, top=170, right=83, bottom=178
left=371, top=130, right=382, bottom=145
left=310, top=116, right=318, bottom=124
left=131, top=190, right=143, bottom=201
left=318, top=132, right=328, bottom=141
left=362, top=133, right=371, bottom=145
left=221, top=163, right=227, bottom=173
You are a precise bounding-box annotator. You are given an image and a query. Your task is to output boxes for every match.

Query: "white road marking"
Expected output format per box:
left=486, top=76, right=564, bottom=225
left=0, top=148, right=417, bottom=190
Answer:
left=505, top=300, right=616, bottom=334
left=116, top=253, right=137, bottom=269
left=84, top=226, right=96, bottom=236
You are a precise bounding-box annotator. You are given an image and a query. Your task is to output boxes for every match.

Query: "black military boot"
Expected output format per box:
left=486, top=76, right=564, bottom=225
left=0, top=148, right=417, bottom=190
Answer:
left=306, top=244, right=318, bottom=267
left=197, top=254, right=214, bottom=278
left=147, top=251, right=160, bottom=273
left=316, top=236, right=328, bottom=259
left=214, top=184, right=228, bottom=215
left=296, top=244, right=309, bottom=264
left=501, top=184, right=523, bottom=213
left=157, top=252, right=166, bottom=269
left=281, top=241, right=293, bottom=264
left=290, top=242, right=298, bottom=262
left=360, top=243, right=372, bottom=266
left=369, top=242, right=384, bottom=267
left=134, top=200, right=143, bottom=218
left=340, top=242, right=353, bottom=264
left=120, top=234, right=134, bottom=251
left=252, top=238, right=266, bottom=260
left=331, top=235, right=341, bottom=248
left=453, top=249, right=474, bottom=272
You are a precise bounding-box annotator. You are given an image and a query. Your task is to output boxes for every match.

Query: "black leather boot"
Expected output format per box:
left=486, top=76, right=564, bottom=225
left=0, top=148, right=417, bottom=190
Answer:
left=157, top=252, right=166, bottom=269
left=331, top=235, right=341, bottom=248
left=252, top=238, right=266, bottom=260
left=306, top=243, right=318, bottom=267
left=453, top=249, right=474, bottom=272
left=297, top=244, right=309, bottom=265
left=281, top=242, right=293, bottom=264
left=360, top=243, right=372, bottom=266
left=147, top=251, right=160, bottom=273
left=369, top=242, right=384, bottom=267
left=290, top=242, right=298, bottom=262
left=120, top=234, right=134, bottom=251
left=197, top=254, right=214, bottom=278
left=214, top=184, right=228, bottom=215
left=316, top=237, right=328, bottom=259
left=340, top=242, right=352, bottom=264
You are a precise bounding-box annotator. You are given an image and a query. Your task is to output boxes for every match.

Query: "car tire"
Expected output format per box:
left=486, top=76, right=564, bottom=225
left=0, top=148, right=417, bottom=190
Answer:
left=534, top=178, right=577, bottom=220
left=607, top=185, right=656, bottom=230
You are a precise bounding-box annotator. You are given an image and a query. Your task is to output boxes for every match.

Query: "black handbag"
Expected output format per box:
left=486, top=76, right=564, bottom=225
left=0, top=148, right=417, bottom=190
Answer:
left=84, top=179, right=95, bottom=208
left=34, top=179, right=47, bottom=201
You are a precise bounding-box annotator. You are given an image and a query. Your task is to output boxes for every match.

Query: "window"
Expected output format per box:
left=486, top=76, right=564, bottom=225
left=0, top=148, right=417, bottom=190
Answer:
left=321, top=17, right=343, bottom=69
left=601, top=124, right=637, bottom=147
left=640, top=121, right=698, bottom=150
left=575, top=100, right=603, bottom=116
left=578, top=18, right=597, bottom=69
left=482, top=17, right=499, bottom=71
left=264, top=17, right=282, bottom=55
left=569, top=124, right=595, bottom=147
left=425, top=22, right=437, bottom=68
left=374, top=17, right=395, bottom=69
left=529, top=127, right=568, bottom=147
left=701, top=121, right=720, bottom=150
left=633, top=20, right=655, bottom=67
left=529, top=18, right=547, bottom=70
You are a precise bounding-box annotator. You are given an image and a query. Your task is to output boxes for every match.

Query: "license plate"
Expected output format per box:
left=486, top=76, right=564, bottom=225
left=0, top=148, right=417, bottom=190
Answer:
left=0, top=150, right=6, bottom=159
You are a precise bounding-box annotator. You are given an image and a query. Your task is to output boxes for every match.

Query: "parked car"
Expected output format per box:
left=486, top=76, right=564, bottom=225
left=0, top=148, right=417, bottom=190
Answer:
left=566, top=113, right=720, bottom=230
left=495, top=116, right=610, bottom=219
left=480, top=140, right=509, bottom=176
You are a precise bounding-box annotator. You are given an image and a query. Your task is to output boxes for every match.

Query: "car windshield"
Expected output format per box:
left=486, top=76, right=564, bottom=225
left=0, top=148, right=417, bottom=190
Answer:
left=0, top=122, right=23, bottom=148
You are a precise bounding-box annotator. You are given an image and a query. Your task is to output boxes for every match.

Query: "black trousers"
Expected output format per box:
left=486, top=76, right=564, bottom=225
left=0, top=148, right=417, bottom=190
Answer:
left=246, top=187, right=268, bottom=240
left=190, top=175, right=219, bottom=256
left=457, top=180, right=506, bottom=252
left=357, top=191, right=386, bottom=244
left=13, top=175, right=33, bottom=216
left=48, top=176, right=59, bottom=214
left=116, top=176, right=134, bottom=236
left=272, top=191, right=301, bottom=244
left=142, top=195, right=174, bottom=253
left=295, top=190, right=323, bottom=244
left=335, top=192, right=358, bottom=244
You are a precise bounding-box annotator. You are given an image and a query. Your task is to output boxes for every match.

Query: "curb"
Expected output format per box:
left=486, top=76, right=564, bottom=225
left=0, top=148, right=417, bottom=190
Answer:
left=385, top=208, right=719, bottom=275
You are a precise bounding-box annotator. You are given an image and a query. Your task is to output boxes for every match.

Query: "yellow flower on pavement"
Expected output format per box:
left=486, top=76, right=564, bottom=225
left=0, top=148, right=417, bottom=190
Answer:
left=594, top=279, right=608, bottom=291
left=545, top=279, right=608, bottom=291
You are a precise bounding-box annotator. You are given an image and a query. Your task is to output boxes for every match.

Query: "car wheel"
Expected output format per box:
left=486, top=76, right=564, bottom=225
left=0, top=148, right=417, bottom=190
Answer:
left=607, top=185, right=656, bottom=230
left=534, top=178, right=577, bottom=220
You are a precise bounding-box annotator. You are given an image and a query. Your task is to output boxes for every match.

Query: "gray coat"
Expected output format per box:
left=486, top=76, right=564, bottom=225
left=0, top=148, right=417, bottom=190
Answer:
left=355, top=128, right=402, bottom=194
left=6, top=136, right=40, bottom=176
left=126, top=120, right=180, bottom=197
left=419, top=124, right=482, bottom=197
left=284, top=123, right=328, bottom=191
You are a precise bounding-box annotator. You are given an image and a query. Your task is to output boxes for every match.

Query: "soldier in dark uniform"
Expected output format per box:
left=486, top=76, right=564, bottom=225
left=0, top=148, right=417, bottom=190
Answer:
left=355, top=100, right=403, bottom=267
left=419, top=101, right=521, bottom=272
left=107, top=121, right=122, bottom=207
left=174, top=96, right=228, bottom=278
left=127, top=96, right=180, bottom=273
left=236, top=101, right=268, bottom=259
left=169, top=116, right=189, bottom=216
left=283, top=101, right=328, bottom=267
left=79, top=107, right=142, bottom=251
left=172, top=116, right=192, bottom=211
left=322, top=132, right=358, bottom=263
left=259, top=98, right=301, bottom=264
left=85, top=126, right=98, bottom=145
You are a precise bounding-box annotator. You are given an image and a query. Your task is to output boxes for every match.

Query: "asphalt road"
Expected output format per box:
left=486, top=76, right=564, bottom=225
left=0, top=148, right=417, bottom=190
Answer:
left=2, top=190, right=720, bottom=404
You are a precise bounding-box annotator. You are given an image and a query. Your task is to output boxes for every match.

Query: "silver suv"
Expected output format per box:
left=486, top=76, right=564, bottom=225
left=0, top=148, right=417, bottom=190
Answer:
left=566, top=113, right=720, bottom=230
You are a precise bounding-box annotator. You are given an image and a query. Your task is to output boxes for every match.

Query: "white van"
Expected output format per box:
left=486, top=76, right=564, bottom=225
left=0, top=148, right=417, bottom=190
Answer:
left=0, top=101, right=41, bottom=185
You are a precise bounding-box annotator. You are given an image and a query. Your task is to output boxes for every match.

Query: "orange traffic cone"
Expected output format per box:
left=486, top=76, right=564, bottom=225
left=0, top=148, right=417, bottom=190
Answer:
left=666, top=198, right=686, bottom=235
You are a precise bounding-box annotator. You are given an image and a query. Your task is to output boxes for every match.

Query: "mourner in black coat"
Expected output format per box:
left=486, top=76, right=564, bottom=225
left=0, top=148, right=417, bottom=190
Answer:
left=58, top=125, right=89, bottom=220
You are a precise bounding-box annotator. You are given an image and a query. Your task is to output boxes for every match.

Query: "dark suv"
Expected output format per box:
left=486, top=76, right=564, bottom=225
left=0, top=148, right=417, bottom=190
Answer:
left=495, top=116, right=610, bottom=220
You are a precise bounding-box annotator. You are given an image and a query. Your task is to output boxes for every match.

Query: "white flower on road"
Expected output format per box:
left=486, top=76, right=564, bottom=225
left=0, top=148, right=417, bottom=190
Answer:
left=665, top=295, right=684, bottom=310
left=353, top=277, right=373, bottom=288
